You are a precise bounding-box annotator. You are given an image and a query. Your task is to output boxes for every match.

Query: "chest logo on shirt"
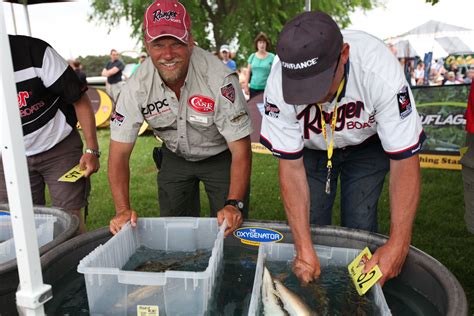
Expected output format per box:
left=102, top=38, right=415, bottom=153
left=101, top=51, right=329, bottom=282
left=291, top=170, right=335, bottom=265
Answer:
left=188, top=95, right=215, bottom=113
left=264, top=100, right=280, bottom=118
left=220, top=83, right=235, bottom=103
left=142, top=98, right=171, bottom=118
left=17, top=91, right=30, bottom=108
left=296, top=101, right=374, bottom=139
left=397, top=86, right=412, bottom=119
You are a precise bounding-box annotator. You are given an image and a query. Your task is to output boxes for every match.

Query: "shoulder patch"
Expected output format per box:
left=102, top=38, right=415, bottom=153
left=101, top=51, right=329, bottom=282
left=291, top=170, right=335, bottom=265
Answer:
left=221, top=83, right=236, bottom=103
left=397, top=86, right=413, bottom=119
left=111, top=110, right=125, bottom=126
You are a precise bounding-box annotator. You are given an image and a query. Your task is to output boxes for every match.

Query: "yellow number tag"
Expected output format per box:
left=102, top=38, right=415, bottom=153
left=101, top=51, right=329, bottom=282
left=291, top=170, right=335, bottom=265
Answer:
left=347, top=247, right=383, bottom=296
left=58, top=164, right=85, bottom=182
left=137, top=305, right=159, bottom=316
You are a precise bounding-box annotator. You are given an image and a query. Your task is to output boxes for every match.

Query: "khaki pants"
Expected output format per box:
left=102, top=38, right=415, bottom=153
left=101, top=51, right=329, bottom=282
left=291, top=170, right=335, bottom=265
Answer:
left=461, top=132, right=474, bottom=234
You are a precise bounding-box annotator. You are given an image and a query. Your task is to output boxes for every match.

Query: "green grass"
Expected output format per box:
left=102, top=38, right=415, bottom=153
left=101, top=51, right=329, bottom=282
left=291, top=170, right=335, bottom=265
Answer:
left=85, top=129, right=473, bottom=313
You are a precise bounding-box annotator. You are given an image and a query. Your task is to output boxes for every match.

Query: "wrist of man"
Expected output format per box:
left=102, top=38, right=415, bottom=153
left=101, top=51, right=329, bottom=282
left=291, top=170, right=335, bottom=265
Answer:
left=85, top=148, right=101, bottom=158
left=224, top=199, right=244, bottom=212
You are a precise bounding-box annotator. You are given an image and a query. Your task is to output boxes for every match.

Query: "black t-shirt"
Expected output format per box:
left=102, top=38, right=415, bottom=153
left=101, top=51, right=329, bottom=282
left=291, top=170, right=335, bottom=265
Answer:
left=105, top=59, right=125, bottom=84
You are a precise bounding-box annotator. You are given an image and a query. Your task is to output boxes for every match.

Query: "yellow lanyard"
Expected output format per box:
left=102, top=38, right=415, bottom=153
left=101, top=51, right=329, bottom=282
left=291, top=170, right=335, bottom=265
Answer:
left=317, top=78, right=345, bottom=194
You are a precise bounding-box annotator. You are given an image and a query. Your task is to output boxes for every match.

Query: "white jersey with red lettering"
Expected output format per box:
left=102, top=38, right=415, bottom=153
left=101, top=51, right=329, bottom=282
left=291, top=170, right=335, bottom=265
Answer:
left=260, top=30, right=425, bottom=160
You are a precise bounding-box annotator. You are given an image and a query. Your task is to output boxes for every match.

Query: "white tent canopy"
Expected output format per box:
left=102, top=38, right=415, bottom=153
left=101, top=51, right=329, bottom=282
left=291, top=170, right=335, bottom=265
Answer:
left=1, top=3, right=51, bottom=315
left=387, top=20, right=474, bottom=59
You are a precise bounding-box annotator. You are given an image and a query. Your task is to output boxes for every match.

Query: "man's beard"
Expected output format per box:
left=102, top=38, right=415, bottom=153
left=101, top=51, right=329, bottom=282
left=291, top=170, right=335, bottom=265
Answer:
left=157, top=59, right=186, bottom=86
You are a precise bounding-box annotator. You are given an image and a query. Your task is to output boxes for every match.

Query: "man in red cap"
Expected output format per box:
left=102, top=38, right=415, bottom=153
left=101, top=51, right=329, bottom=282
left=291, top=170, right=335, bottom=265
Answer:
left=108, top=0, right=252, bottom=237
left=261, top=11, right=425, bottom=285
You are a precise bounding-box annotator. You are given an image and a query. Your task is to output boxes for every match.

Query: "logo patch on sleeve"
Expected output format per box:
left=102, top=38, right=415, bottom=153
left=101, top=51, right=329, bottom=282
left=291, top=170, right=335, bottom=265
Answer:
left=397, top=86, right=412, bottom=119
left=111, top=110, right=125, bottom=126
left=221, top=83, right=235, bottom=103
left=188, top=95, right=215, bottom=113
left=264, top=100, right=280, bottom=118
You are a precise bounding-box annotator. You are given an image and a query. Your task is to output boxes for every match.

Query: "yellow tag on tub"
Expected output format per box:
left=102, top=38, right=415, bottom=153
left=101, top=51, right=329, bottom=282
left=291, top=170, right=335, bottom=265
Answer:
left=137, top=305, right=159, bottom=316
left=58, top=164, right=85, bottom=182
left=347, top=247, right=383, bottom=296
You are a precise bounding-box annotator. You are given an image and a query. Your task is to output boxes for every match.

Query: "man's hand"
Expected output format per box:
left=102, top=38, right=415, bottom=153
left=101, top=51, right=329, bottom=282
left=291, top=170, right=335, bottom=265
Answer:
left=363, top=241, right=409, bottom=286
left=293, top=249, right=321, bottom=286
left=217, top=205, right=243, bottom=237
left=79, top=153, right=100, bottom=177
left=109, top=209, right=138, bottom=235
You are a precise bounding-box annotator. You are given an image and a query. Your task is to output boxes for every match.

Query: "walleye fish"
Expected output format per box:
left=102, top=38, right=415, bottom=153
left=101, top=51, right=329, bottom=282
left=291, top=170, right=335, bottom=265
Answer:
left=262, top=266, right=317, bottom=316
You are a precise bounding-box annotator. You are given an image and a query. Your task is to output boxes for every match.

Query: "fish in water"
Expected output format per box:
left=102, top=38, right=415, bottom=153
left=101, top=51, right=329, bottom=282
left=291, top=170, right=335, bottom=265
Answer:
left=262, top=266, right=317, bottom=316
left=133, top=249, right=210, bottom=272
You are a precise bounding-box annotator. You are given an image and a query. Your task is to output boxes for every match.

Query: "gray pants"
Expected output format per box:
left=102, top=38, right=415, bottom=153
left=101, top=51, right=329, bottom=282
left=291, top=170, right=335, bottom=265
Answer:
left=157, top=146, right=249, bottom=218
left=461, top=132, right=474, bottom=234
left=106, top=81, right=125, bottom=103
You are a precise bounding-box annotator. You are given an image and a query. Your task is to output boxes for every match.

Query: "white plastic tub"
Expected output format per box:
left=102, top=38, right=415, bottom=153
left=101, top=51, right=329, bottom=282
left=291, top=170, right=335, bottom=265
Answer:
left=77, top=217, right=225, bottom=316
left=248, top=242, right=391, bottom=315
left=0, top=214, right=57, bottom=264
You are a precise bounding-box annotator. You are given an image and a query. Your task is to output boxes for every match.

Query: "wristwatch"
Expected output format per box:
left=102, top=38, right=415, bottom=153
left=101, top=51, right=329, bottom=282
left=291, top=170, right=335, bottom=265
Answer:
left=224, top=199, right=244, bottom=212
left=85, top=148, right=101, bottom=158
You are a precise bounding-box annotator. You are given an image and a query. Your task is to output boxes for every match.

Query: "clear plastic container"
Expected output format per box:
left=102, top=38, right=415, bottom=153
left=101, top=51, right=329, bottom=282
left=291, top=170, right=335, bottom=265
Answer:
left=77, top=217, right=225, bottom=316
left=248, top=242, right=391, bottom=316
left=0, top=214, right=57, bottom=264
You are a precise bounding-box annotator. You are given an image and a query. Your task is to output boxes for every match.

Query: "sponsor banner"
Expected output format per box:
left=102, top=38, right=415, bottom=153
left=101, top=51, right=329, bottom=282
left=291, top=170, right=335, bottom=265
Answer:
left=233, top=227, right=284, bottom=246
left=419, top=154, right=461, bottom=170
left=413, top=83, right=469, bottom=170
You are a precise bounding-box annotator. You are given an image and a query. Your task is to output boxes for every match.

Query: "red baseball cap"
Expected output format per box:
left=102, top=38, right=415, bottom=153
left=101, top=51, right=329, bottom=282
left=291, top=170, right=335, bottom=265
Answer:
left=143, top=0, right=191, bottom=44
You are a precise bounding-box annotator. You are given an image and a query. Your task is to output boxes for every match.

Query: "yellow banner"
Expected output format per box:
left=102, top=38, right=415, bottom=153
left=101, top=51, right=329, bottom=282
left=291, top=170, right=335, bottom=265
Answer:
left=419, top=154, right=461, bottom=170
left=251, top=142, right=272, bottom=155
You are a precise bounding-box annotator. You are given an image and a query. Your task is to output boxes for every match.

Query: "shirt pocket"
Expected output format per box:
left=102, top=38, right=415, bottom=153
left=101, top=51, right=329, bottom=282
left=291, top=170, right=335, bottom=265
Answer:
left=187, top=111, right=215, bottom=131
left=146, top=111, right=177, bottom=131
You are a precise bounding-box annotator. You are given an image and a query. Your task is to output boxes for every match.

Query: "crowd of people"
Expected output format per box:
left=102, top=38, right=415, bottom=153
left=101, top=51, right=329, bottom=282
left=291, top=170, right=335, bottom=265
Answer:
left=3, top=0, right=473, bottom=290
left=395, top=54, right=474, bottom=86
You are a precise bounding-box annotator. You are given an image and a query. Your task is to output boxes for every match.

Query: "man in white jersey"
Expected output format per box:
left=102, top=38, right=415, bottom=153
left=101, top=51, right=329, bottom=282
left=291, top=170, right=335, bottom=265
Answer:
left=260, top=11, right=425, bottom=285
left=108, top=0, right=252, bottom=237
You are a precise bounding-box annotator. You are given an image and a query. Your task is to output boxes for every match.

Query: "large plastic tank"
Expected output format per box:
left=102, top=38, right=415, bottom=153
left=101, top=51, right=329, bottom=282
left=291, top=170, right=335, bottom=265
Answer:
left=38, top=221, right=467, bottom=316
left=0, top=205, right=79, bottom=314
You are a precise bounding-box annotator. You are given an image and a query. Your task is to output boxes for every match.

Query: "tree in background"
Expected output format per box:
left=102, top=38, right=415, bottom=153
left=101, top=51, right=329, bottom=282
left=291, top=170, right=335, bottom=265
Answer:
left=89, top=0, right=379, bottom=66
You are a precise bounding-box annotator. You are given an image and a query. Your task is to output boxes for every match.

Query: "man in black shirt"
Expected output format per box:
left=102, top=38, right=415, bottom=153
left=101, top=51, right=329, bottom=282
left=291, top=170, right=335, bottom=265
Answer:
left=101, top=49, right=125, bottom=102
left=0, top=35, right=100, bottom=233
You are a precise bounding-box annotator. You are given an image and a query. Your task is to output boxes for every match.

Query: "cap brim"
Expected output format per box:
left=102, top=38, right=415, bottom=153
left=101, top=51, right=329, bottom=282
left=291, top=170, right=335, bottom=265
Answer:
left=145, top=25, right=188, bottom=44
left=281, top=62, right=337, bottom=105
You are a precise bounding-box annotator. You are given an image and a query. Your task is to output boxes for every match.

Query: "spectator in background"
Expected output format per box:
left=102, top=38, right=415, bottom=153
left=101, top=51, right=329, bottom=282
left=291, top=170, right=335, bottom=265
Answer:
left=444, top=71, right=458, bottom=85
left=101, top=49, right=125, bottom=102
left=414, top=62, right=425, bottom=85
left=219, top=44, right=237, bottom=71
left=68, top=59, right=87, bottom=86
left=429, top=58, right=446, bottom=83
left=1, top=35, right=100, bottom=233
left=131, top=52, right=148, bottom=75
left=461, top=81, right=474, bottom=234
left=464, top=66, right=474, bottom=84
left=244, top=32, right=275, bottom=99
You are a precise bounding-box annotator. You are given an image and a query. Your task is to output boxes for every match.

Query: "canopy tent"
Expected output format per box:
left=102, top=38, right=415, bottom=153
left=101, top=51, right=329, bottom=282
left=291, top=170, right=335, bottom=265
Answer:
left=387, top=20, right=474, bottom=59
left=1, top=2, right=54, bottom=315
left=3, top=0, right=74, bottom=35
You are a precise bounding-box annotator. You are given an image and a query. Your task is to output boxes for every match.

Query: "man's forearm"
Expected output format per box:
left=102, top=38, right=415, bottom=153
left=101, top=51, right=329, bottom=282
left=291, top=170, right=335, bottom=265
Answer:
left=279, top=159, right=313, bottom=255
left=108, top=141, right=134, bottom=213
left=227, top=136, right=251, bottom=200
left=388, top=155, right=421, bottom=247
left=74, top=94, right=99, bottom=150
